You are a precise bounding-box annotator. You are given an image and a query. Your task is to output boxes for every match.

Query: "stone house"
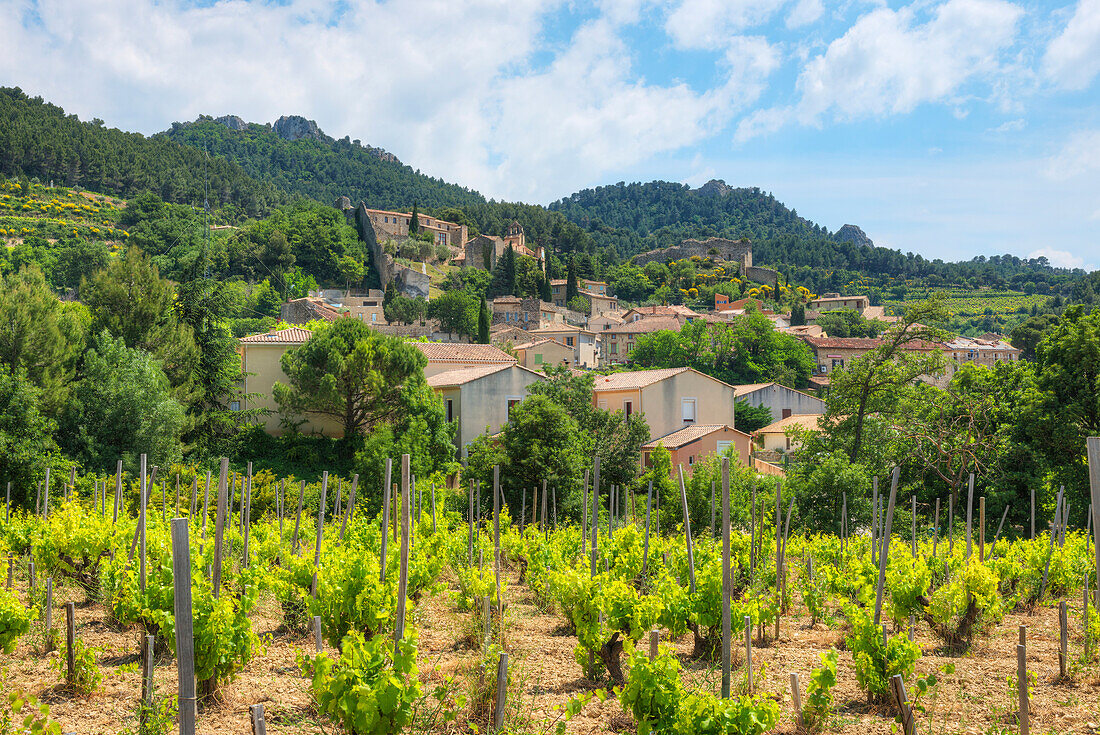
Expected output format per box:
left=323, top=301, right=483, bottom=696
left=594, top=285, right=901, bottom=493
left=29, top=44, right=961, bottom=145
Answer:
left=599, top=316, right=686, bottom=365
left=458, top=221, right=545, bottom=271
left=427, top=363, right=544, bottom=459
left=591, top=367, right=737, bottom=442
left=732, top=382, right=825, bottom=423
left=358, top=206, right=467, bottom=248
left=280, top=297, right=342, bottom=325
left=490, top=297, right=565, bottom=329
left=641, top=424, right=752, bottom=477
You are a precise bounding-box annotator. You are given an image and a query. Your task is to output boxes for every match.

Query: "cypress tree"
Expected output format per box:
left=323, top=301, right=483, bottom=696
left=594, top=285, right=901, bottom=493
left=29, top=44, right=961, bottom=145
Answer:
left=566, top=257, right=579, bottom=303
left=503, top=245, right=516, bottom=295
left=409, top=202, right=420, bottom=234
left=478, top=299, right=490, bottom=343
left=539, top=272, right=552, bottom=302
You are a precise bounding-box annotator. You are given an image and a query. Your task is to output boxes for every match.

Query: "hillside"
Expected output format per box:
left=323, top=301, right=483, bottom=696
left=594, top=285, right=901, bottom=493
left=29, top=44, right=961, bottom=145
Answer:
left=162, top=115, right=487, bottom=212
left=548, top=179, right=833, bottom=258
left=0, top=87, right=284, bottom=217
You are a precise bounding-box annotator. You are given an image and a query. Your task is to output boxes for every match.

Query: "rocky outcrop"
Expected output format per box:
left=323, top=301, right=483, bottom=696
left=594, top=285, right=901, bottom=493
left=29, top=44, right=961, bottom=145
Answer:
left=273, top=115, right=331, bottom=143
left=214, top=115, right=247, bottom=131
left=695, top=179, right=734, bottom=197
left=836, top=224, right=873, bottom=248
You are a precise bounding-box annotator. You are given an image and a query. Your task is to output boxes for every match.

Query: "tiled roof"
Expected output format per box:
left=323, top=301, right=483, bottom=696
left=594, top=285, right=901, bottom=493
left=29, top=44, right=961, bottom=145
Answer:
left=592, top=367, right=689, bottom=391
left=412, top=342, right=516, bottom=364
left=800, top=336, right=884, bottom=350
left=513, top=339, right=558, bottom=350
left=529, top=324, right=592, bottom=335
left=604, top=316, right=685, bottom=334
left=239, top=327, right=313, bottom=344
left=426, top=363, right=515, bottom=387
left=732, top=382, right=773, bottom=396
left=643, top=424, right=748, bottom=449
left=754, top=414, right=822, bottom=434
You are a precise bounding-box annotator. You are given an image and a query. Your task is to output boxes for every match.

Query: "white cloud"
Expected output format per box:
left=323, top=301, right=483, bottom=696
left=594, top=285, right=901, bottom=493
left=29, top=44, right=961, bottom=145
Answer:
left=1043, top=0, right=1100, bottom=90
left=786, top=0, right=824, bottom=28
left=991, top=118, right=1026, bottom=132
left=1026, top=248, right=1092, bottom=270
left=797, top=0, right=1023, bottom=121
left=1045, top=129, right=1100, bottom=179
left=664, top=0, right=788, bottom=50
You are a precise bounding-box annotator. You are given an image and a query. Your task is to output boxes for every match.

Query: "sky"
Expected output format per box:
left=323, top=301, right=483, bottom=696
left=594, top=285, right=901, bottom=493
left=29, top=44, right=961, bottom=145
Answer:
left=1, top=0, right=1098, bottom=269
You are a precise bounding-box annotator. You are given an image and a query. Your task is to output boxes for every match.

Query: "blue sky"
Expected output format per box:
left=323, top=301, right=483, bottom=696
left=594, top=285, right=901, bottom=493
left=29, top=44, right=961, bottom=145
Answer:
left=1, top=0, right=1097, bottom=268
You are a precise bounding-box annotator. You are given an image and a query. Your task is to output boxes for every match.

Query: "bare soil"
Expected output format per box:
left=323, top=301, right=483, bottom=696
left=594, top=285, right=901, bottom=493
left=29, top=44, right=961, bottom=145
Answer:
left=4, top=562, right=1099, bottom=735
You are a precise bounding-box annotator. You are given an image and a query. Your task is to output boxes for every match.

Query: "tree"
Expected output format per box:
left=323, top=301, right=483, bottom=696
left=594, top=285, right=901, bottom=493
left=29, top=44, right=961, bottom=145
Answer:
left=503, top=245, right=516, bottom=295
left=0, top=265, right=86, bottom=413
left=1010, top=313, right=1058, bottom=361
left=734, top=400, right=774, bottom=433
left=409, top=203, right=420, bottom=234
left=822, top=294, right=950, bottom=462
left=496, top=395, right=586, bottom=512
left=338, top=255, right=365, bottom=292
left=1022, top=306, right=1100, bottom=510
left=786, top=451, right=870, bottom=533
left=539, top=272, right=552, bottom=302
left=477, top=299, right=490, bottom=343
left=568, top=294, right=591, bottom=315
left=427, top=290, right=478, bottom=338
left=0, top=370, right=57, bottom=507
left=273, top=319, right=427, bottom=439
left=608, top=263, right=653, bottom=303
left=81, top=246, right=200, bottom=403
left=61, top=331, right=186, bottom=471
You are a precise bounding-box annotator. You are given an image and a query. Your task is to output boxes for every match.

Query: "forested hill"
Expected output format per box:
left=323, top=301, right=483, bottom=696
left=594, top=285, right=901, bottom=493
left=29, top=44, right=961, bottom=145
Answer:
left=548, top=180, right=833, bottom=258
left=0, top=87, right=284, bottom=217
left=162, top=116, right=487, bottom=213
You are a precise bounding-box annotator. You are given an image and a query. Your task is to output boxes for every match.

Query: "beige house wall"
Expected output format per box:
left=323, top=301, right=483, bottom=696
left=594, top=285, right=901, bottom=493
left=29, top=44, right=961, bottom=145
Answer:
left=240, top=344, right=345, bottom=437
left=639, top=371, right=737, bottom=440
left=437, top=367, right=543, bottom=457
left=515, top=341, right=573, bottom=369
left=644, top=429, right=752, bottom=477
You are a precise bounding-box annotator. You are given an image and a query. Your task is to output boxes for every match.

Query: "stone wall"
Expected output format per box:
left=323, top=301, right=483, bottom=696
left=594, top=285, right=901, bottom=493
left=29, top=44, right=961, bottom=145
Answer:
left=345, top=201, right=431, bottom=299
left=745, top=265, right=778, bottom=288
left=632, top=237, right=752, bottom=271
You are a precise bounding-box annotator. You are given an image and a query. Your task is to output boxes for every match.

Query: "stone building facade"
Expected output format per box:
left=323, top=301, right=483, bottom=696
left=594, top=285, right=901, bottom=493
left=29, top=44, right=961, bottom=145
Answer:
left=632, top=237, right=753, bottom=272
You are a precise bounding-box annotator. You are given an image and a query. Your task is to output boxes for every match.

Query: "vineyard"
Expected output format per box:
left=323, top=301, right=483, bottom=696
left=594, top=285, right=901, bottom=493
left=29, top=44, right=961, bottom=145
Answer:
left=1, top=455, right=1099, bottom=735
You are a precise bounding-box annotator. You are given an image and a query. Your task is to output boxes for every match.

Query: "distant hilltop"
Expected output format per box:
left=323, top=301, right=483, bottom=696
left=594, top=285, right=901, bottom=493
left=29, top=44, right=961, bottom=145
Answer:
left=180, top=114, right=401, bottom=164
left=836, top=224, right=874, bottom=248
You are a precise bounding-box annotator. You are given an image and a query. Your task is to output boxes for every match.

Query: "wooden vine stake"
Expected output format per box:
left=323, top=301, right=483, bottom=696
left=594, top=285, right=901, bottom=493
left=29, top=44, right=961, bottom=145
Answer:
left=642, top=479, right=653, bottom=576
left=979, top=496, right=986, bottom=562
left=1059, top=601, right=1068, bottom=679
left=494, top=651, right=509, bottom=733
left=140, top=633, right=155, bottom=726
left=649, top=629, right=659, bottom=660
left=63, top=601, right=75, bottom=689
left=313, top=616, right=323, bottom=653
left=677, top=465, right=696, bottom=593
left=292, top=479, right=306, bottom=555
left=874, top=467, right=901, bottom=626
left=591, top=456, right=600, bottom=579
left=340, top=474, right=359, bottom=541
left=493, top=465, right=503, bottom=633
left=394, top=454, right=411, bottom=660
left=1017, top=641, right=1029, bottom=735
left=744, top=614, right=753, bottom=694
left=1087, top=437, right=1100, bottom=611
left=790, top=672, right=803, bottom=731
left=113, top=460, right=122, bottom=524
left=250, top=704, right=267, bottom=735
left=212, top=459, right=229, bottom=597
left=199, top=472, right=211, bottom=558
left=242, top=462, right=253, bottom=568
left=890, top=675, right=914, bottom=735
left=721, top=458, right=731, bottom=698
left=311, top=472, right=328, bottom=598
left=965, top=473, right=974, bottom=562
left=171, top=517, right=197, bottom=735
left=44, top=577, right=53, bottom=646
left=139, top=454, right=147, bottom=591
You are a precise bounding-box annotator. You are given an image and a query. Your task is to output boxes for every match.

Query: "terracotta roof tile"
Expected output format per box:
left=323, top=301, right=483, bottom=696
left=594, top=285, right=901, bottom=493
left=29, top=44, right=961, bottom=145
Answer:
left=643, top=424, right=748, bottom=449
left=412, top=342, right=516, bottom=364
left=426, top=363, right=515, bottom=387
left=604, top=316, right=685, bottom=334
left=592, top=367, right=690, bottom=390
left=238, top=327, right=313, bottom=344
left=754, top=414, right=822, bottom=434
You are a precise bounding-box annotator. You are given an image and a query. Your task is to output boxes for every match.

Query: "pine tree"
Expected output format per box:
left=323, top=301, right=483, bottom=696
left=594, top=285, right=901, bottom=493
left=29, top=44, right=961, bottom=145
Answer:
left=409, top=202, right=420, bottom=234
left=478, top=299, right=490, bottom=343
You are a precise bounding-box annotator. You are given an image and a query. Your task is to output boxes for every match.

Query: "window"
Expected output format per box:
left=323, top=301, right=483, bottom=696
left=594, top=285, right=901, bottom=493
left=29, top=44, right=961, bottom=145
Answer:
left=611, top=342, right=618, bottom=355
left=566, top=336, right=574, bottom=346
left=785, top=437, right=791, bottom=451
left=598, top=399, right=608, bottom=410
left=534, top=353, right=543, bottom=364
left=371, top=313, right=377, bottom=323
left=446, top=399, right=454, bottom=423
left=682, top=398, right=696, bottom=424
left=781, top=408, right=792, bottom=419
left=624, top=401, right=632, bottom=419
left=688, top=455, right=694, bottom=465
left=716, top=440, right=732, bottom=455
left=229, top=401, right=241, bottom=412
left=507, top=397, right=521, bottom=415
